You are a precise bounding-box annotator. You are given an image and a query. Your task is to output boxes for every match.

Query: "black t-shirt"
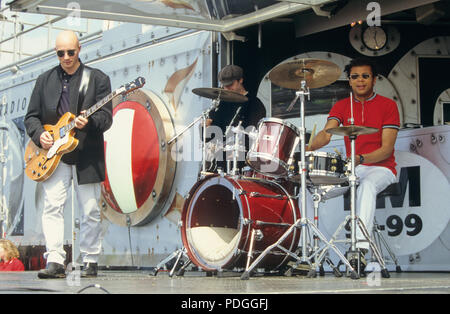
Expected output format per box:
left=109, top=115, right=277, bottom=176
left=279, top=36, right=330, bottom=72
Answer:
left=208, top=92, right=266, bottom=135
left=206, top=93, right=266, bottom=171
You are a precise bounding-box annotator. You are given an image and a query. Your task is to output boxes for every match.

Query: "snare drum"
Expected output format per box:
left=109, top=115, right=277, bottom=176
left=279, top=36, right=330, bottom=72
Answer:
left=306, top=151, right=348, bottom=185
left=181, top=174, right=300, bottom=271
left=246, top=118, right=299, bottom=178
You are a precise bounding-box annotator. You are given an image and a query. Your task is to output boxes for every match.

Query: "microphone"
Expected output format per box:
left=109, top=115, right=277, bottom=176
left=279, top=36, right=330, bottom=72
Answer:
left=225, top=106, right=242, bottom=137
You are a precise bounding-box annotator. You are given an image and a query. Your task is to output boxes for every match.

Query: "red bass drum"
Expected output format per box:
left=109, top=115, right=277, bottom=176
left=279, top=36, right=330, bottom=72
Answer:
left=181, top=175, right=300, bottom=272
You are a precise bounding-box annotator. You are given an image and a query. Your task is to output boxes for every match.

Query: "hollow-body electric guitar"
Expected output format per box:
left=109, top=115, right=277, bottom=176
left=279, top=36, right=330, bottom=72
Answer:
left=24, top=77, right=145, bottom=182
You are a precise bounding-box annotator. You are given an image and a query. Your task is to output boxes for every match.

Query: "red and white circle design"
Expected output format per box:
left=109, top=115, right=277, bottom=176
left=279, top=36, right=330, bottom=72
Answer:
left=102, top=100, right=159, bottom=214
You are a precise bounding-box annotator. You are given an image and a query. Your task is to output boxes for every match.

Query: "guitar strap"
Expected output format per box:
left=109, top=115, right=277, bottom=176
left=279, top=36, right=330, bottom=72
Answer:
left=77, top=66, right=91, bottom=111
left=62, top=66, right=91, bottom=165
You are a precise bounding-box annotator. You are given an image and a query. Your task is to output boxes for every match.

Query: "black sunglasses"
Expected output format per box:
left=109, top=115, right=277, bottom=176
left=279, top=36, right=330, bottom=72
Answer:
left=56, top=49, right=76, bottom=57
left=349, top=73, right=371, bottom=80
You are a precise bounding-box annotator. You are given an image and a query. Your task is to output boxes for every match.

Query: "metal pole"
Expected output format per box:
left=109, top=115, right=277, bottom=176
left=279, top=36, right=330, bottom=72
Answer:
left=350, top=136, right=357, bottom=251
left=299, top=80, right=309, bottom=262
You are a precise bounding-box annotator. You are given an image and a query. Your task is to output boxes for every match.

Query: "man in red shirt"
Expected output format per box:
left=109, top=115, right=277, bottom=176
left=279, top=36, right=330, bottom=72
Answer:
left=307, top=58, right=400, bottom=272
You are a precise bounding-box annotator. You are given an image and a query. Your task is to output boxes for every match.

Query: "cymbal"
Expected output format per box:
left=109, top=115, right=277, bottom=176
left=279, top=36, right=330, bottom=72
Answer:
left=326, top=125, right=379, bottom=137
left=192, top=87, right=248, bottom=103
left=269, top=58, right=341, bottom=89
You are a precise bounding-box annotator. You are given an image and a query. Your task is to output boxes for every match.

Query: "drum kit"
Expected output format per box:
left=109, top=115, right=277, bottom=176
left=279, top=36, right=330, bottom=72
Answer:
left=155, top=59, right=390, bottom=280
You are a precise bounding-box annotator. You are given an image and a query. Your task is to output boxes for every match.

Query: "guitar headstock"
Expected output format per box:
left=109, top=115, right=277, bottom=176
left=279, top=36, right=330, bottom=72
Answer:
left=121, top=77, right=146, bottom=95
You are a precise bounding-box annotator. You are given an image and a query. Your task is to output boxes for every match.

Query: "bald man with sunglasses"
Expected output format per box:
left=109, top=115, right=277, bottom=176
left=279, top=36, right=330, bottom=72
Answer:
left=25, top=30, right=112, bottom=279
left=307, top=58, right=400, bottom=274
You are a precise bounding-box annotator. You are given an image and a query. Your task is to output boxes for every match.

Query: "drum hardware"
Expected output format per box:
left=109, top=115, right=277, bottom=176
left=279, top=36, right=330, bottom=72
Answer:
left=231, top=121, right=244, bottom=176
left=168, top=92, right=222, bottom=177
left=242, top=59, right=359, bottom=279
left=372, top=218, right=402, bottom=273
left=331, top=218, right=390, bottom=278
left=223, top=122, right=248, bottom=176
left=150, top=247, right=190, bottom=277
left=255, top=221, right=292, bottom=228
left=307, top=185, right=343, bottom=277
left=225, top=106, right=242, bottom=138
left=249, top=192, right=286, bottom=199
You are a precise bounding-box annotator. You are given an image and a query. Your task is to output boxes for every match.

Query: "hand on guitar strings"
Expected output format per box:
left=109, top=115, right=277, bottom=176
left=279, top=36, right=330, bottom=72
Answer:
left=40, top=131, right=54, bottom=150
left=75, top=110, right=88, bottom=130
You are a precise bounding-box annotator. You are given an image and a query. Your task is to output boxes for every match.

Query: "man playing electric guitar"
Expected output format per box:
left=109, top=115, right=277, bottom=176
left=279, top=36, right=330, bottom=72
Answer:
left=25, top=30, right=113, bottom=279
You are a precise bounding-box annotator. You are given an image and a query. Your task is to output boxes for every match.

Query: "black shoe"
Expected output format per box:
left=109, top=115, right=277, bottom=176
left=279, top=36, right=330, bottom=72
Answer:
left=38, top=262, right=66, bottom=279
left=81, top=262, right=98, bottom=278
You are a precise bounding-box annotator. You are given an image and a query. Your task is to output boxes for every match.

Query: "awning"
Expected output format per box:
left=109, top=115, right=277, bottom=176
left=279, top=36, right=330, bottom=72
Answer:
left=7, top=0, right=336, bottom=32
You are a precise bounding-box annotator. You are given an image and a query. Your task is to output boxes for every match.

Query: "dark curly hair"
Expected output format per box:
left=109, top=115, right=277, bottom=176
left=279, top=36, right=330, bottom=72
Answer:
left=344, top=58, right=378, bottom=78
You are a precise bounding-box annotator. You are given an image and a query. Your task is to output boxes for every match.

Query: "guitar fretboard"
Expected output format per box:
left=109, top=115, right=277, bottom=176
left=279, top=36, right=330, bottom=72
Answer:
left=61, top=88, right=122, bottom=135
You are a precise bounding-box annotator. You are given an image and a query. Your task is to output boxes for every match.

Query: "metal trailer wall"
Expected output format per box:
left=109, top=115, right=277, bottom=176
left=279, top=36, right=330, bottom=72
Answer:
left=0, top=23, right=216, bottom=268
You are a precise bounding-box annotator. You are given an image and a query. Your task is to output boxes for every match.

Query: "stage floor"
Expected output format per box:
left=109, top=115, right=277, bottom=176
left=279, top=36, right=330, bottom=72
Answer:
left=0, top=270, right=449, bottom=294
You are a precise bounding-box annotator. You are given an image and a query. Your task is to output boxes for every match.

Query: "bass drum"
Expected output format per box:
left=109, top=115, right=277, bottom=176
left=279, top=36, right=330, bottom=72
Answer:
left=181, top=175, right=300, bottom=272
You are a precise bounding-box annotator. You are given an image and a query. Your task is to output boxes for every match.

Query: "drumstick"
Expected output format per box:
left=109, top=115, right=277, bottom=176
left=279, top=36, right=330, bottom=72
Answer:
left=308, top=123, right=317, bottom=147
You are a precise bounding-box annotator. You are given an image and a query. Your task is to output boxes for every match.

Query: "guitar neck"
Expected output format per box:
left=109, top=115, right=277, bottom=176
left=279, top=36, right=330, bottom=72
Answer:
left=66, top=89, right=121, bottom=132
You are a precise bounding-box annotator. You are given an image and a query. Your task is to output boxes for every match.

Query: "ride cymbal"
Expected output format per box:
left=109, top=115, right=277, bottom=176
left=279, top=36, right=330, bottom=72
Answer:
left=269, top=58, right=341, bottom=89
left=192, top=87, right=248, bottom=103
left=326, top=125, right=379, bottom=137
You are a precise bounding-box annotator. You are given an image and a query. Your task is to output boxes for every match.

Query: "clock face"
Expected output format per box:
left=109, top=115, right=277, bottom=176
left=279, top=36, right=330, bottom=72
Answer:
left=362, top=26, right=387, bottom=51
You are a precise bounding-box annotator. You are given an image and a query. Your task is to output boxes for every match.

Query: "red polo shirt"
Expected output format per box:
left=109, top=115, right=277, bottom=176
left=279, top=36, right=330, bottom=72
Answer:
left=328, top=94, right=400, bottom=175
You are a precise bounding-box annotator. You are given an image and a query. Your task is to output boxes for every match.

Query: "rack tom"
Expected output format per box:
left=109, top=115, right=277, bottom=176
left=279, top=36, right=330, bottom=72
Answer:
left=246, top=118, right=299, bottom=178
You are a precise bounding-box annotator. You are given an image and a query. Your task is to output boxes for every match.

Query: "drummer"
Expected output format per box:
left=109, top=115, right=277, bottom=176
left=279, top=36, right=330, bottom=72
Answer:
left=207, top=65, right=266, bottom=171
left=306, top=57, right=400, bottom=273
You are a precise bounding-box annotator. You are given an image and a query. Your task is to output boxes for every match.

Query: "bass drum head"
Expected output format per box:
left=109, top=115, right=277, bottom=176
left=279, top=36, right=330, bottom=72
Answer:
left=181, top=175, right=300, bottom=271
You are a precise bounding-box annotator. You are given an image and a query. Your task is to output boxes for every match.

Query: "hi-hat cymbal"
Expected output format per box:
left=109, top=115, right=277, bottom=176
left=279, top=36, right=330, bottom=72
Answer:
left=269, top=58, right=341, bottom=89
left=192, top=87, right=248, bottom=103
left=326, top=125, right=379, bottom=137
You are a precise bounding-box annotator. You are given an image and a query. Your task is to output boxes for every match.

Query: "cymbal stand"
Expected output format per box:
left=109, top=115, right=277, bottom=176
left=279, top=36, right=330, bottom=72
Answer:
left=316, top=94, right=389, bottom=278
left=167, top=98, right=221, bottom=176
left=241, top=80, right=358, bottom=280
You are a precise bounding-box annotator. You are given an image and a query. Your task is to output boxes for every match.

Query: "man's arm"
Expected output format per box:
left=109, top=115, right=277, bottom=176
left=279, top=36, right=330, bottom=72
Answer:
left=306, top=119, right=339, bottom=151
left=24, top=76, right=48, bottom=148
left=83, top=71, right=113, bottom=133
left=356, top=128, right=398, bottom=165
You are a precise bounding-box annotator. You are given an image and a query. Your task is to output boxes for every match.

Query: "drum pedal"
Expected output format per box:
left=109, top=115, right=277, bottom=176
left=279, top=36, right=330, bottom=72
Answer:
left=285, top=261, right=311, bottom=276
left=346, top=250, right=365, bottom=277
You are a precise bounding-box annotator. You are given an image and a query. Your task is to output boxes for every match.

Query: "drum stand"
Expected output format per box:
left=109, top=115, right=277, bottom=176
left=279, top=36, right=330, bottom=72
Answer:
left=241, top=80, right=359, bottom=280
left=150, top=247, right=192, bottom=277
left=157, top=99, right=222, bottom=277
left=315, top=134, right=390, bottom=278
left=309, top=186, right=342, bottom=277
left=167, top=97, right=221, bottom=177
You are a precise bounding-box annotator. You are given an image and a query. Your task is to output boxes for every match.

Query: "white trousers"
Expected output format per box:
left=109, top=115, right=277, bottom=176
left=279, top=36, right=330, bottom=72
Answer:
left=42, top=162, right=102, bottom=265
left=305, top=165, right=396, bottom=251
left=354, top=165, right=396, bottom=250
